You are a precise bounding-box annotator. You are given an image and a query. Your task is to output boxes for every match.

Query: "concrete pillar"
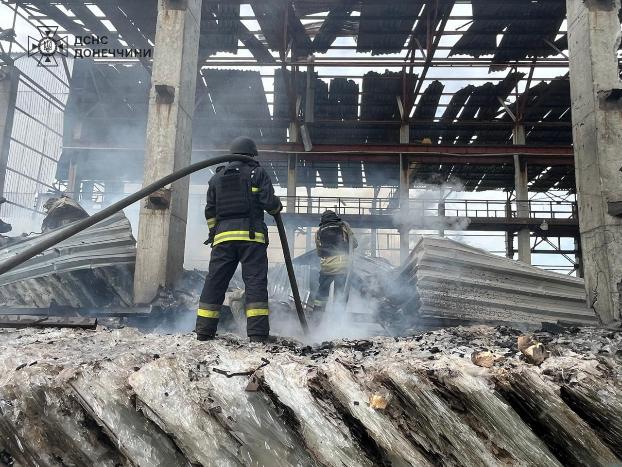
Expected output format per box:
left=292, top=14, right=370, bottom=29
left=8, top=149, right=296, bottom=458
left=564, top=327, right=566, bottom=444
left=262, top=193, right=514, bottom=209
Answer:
left=289, top=122, right=299, bottom=144
left=305, top=187, right=313, bottom=252
left=438, top=188, right=446, bottom=238
left=0, top=65, right=19, bottom=200
left=505, top=193, right=514, bottom=258
left=513, top=124, right=531, bottom=264
left=399, top=154, right=411, bottom=263
left=133, top=0, right=202, bottom=304
left=305, top=62, right=315, bottom=124
left=567, top=0, right=622, bottom=322
left=286, top=154, right=297, bottom=253
left=371, top=186, right=380, bottom=257
left=67, top=159, right=79, bottom=198
left=400, top=123, right=409, bottom=144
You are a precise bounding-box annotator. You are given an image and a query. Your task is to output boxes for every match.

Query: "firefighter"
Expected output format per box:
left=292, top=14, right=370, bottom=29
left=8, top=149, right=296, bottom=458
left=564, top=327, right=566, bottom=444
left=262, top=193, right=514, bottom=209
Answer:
left=195, top=137, right=282, bottom=342
left=313, top=210, right=358, bottom=312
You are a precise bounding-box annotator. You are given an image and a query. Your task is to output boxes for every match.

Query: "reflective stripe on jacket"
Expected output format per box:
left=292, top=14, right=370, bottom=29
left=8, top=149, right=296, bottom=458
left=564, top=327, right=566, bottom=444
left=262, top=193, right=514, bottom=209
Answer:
left=320, top=254, right=350, bottom=274
left=213, top=230, right=266, bottom=246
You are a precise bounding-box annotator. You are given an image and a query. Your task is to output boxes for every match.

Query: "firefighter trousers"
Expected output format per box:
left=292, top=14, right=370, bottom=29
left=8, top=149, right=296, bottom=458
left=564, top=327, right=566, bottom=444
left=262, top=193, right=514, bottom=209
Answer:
left=313, top=271, right=347, bottom=311
left=196, top=241, right=270, bottom=337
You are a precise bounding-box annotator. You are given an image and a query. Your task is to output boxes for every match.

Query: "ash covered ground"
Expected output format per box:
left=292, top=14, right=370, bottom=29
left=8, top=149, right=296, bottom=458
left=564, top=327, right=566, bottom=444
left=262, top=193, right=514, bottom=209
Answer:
left=1, top=324, right=621, bottom=466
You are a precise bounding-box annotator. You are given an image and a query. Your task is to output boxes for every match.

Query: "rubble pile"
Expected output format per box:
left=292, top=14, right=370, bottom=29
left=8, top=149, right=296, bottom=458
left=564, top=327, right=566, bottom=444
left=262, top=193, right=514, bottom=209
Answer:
left=397, top=237, right=597, bottom=327
left=1, top=324, right=621, bottom=465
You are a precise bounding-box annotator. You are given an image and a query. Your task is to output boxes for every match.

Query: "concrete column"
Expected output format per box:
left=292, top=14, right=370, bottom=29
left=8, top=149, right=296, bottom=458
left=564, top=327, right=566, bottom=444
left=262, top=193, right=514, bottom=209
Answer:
left=567, top=0, right=622, bottom=322
left=134, top=0, right=202, bottom=304
left=438, top=188, right=446, bottom=238
left=513, top=124, right=531, bottom=264
left=371, top=186, right=380, bottom=257
left=305, top=62, right=315, bottom=124
left=505, top=193, right=514, bottom=258
left=400, top=123, right=409, bottom=144
left=67, top=159, right=79, bottom=198
left=399, top=154, right=411, bottom=263
left=286, top=154, right=297, bottom=253
left=287, top=154, right=297, bottom=211
left=305, top=187, right=313, bottom=252
left=0, top=65, right=19, bottom=200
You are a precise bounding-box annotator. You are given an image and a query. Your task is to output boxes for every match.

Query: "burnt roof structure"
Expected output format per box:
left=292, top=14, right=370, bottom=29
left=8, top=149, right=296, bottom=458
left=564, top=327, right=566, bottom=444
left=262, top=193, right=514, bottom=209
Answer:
left=0, top=0, right=593, bottom=192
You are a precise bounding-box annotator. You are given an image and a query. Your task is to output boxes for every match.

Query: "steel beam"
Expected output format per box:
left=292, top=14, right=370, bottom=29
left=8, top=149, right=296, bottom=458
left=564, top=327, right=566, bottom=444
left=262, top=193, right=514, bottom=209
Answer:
left=0, top=65, right=19, bottom=199
left=514, top=125, right=531, bottom=264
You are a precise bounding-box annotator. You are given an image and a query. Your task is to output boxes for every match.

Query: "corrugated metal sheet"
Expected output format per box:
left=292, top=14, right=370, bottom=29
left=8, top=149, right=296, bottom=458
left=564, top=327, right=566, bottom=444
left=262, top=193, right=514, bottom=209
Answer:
left=201, top=3, right=241, bottom=55
left=326, top=78, right=359, bottom=120
left=195, top=68, right=281, bottom=146
left=439, top=84, right=475, bottom=144
left=411, top=0, right=455, bottom=50
left=412, top=80, right=444, bottom=142
left=0, top=212, right=135, bottom=308
left=357, top=1, right=424, bottom=55
left=450, top=0, right=565, bottom=68
left=312, top=0, right=357, bottom=53
left=360, top=70, right=407, bottom=121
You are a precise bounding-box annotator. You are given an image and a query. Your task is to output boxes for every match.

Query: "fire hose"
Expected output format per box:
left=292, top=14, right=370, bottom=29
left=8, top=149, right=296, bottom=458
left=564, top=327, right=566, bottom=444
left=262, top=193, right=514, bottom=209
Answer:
left=0, top=155, right=309, bottom=334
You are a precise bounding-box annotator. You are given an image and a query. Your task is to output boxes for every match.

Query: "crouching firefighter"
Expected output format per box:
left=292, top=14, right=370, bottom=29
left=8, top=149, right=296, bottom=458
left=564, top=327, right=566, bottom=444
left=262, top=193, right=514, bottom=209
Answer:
left=195, top=137, right=282, bottom=342
left=313, top=210, right=358, bottom=313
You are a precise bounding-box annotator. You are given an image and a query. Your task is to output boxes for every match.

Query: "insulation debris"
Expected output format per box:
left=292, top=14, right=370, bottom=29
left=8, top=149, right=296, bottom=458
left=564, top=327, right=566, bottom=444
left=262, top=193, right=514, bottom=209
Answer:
left=396, top=237, right=598, bottom=327
left=0, top=325, right=620, bottom=465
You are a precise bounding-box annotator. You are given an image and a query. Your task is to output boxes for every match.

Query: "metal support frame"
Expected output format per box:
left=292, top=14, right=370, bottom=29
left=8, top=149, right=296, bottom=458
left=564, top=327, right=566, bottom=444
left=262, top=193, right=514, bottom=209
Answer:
left=513, top=121, right=531, bottom=264
left=286, top=153, right=297, bottom=253
left=0, top=65, right=19, bottom=199
left=399, top=153, right=411, bottom=264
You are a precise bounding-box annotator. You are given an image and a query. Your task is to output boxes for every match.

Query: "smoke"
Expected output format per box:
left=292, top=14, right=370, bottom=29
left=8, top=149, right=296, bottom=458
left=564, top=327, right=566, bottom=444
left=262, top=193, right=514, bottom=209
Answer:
left=391, top=179, right=471, bottom=234
left=264, top=252, right=407, bottom=344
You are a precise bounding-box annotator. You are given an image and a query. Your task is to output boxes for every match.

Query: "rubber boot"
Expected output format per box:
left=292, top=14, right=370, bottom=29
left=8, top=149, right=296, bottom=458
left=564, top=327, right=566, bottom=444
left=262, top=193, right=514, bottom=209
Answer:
left=196, top=334, right=215, bottom=341
left=249, top=335, right=276, bottom=343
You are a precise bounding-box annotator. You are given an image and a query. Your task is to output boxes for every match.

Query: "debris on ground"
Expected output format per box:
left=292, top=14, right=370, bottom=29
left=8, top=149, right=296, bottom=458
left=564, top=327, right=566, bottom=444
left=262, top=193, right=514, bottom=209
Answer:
left=1, top=324, right=620, bottom=465
left=471, top=350, right=499, bottom=368
left=518, top=335, right=550, bottom=365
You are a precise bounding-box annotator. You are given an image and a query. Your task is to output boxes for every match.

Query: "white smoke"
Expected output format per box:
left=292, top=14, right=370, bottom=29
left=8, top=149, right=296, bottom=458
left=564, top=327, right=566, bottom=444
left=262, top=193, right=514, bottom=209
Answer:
left=391, top=179, right=470, bottom=233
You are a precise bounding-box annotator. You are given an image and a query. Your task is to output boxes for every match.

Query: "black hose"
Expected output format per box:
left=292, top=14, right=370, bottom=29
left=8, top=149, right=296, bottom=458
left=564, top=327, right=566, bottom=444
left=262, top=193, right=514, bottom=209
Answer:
left=0, top=154, right=255, bottom=276
left=274, top=212, right=309, bottom=334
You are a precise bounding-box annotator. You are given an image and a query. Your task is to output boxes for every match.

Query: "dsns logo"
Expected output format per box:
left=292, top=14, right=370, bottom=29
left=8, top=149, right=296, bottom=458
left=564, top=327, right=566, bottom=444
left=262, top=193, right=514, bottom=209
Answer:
left=28, top=26, right=69, bottom=67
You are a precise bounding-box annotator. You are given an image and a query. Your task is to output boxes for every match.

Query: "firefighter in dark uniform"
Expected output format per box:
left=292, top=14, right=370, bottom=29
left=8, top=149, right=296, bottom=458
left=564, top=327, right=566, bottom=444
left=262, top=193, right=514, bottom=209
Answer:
left=195, top=137, right=282, bottom=342
left=313, top=210, right=358, bottom=312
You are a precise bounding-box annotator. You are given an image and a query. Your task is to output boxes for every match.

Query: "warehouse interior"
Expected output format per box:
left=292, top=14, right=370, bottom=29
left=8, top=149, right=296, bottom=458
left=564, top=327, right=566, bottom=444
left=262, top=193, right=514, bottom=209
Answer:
left=0, top=0, right=620, bottom=319
left=0, top=1, right=622, bottom=464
